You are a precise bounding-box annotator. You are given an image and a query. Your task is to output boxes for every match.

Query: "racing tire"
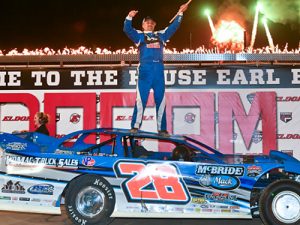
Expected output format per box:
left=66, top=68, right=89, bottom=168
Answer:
left=65, top=175, right=115, bottom=225
left=259, top=179, right=300, bottom=225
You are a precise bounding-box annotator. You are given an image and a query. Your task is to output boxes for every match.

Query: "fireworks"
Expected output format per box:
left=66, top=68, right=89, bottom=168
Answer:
left=0, top=45, right=298, bottom=56
left=249, top=3, right=262, bottom=50
left=205, top=9, right=216, bottom=35
left=211, top=20, right=245, bottom=52
left=262, top=17, right=275, bottom=51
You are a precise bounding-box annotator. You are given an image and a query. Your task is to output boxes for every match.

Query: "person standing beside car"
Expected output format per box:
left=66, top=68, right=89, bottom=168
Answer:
left=33, top=112, right=50, bottom=135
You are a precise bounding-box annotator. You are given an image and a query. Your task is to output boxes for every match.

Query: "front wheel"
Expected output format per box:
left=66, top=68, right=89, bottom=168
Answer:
left=259, top=179, right=300, bottom=225
left=65, top=175, right=115, bottom=225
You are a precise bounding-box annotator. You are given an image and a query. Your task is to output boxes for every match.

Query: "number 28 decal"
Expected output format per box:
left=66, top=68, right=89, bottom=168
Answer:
left=114, top=160, right=190, bottom=204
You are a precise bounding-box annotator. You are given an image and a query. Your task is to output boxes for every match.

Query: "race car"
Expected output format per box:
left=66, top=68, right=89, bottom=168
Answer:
left=0, top=128, right=299, bottom=225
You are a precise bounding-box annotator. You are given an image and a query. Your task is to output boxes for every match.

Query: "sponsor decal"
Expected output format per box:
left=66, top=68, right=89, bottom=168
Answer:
left=28, top=184, right=54, bottom=195
left=201, top=208, right=213, bottom=212
left=82, top=157, right=95, bottom=167
left=5, top=142, right=27, bottom=151
left=191, top=197, right=207, bottom=204
left=213, top=209, right=221, bottom=213
left=204, top=192, right=237, bottom=202
left=2, top=181, right=25, bottom=194
left=184, top=208, right=194, bottom=213
left=70, top=113, right=81, bottom=124
left=232, top=209, right=241, bottom=213
left=196, top=165, right=244, bottom=176
left=0, top=196, right=11, bottom=200
left=184, top=113, right=196, bottom=124
left=210, top=176, right=240, bottom=190
left=19, top=197, right=30, bottom=201
left=2, top=116, right=29, bottom=121
left=174, top=207, right=184, bottom=212
left=277, top=96, right=300, bottom=102
left=199, top=174, right=240, bottom=190
left=218, top=205, right=229, bottom=209
left=6, top=155, right=79, bottom=169
left=247, top=165, right=262, bottom=177
left=115, top=115, right=154, bottom=121
left=221, top=209, right=231, bottom=213
left=252, top=130, right=263, bottom=144
left=55, top=149, right=73, bottom=155
left=146, top=42, right=160, bottom=48
left=277, top=134, right=300, bottom=139
left=280, top=112, right=292, bottom=123
left=31, top=198, right=41, bottom=202
left=247, top=93, right=256, bottom=104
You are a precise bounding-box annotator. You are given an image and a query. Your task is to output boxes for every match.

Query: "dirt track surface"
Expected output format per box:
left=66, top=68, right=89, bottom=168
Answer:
left=0, top=208, right=263, bottom=225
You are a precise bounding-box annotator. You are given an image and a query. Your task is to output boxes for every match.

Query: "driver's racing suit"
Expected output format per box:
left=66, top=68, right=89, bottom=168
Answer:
left=123, top=14, right=183, bottom=131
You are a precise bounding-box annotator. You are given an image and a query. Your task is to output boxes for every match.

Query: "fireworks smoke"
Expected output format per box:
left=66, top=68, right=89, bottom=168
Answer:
left=259, top=0, right=300, bottom=30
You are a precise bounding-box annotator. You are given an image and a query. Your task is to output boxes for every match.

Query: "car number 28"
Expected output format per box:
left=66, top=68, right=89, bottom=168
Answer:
left=114, top=161, right=190, bottom=204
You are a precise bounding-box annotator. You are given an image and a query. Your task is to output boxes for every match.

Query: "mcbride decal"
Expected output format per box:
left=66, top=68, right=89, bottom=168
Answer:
left=196, top=165, right=244, bottom=176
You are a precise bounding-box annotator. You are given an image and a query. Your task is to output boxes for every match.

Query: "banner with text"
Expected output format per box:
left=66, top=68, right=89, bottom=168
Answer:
left=0, top=65, right=299, bottom=159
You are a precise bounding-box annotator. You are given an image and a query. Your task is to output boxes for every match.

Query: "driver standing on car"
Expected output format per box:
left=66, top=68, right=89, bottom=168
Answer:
left=123, top=3, right=189, bottom=137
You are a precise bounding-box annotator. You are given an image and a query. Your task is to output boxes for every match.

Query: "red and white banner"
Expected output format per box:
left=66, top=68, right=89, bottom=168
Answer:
left=0, top=65, right=299, bottom=159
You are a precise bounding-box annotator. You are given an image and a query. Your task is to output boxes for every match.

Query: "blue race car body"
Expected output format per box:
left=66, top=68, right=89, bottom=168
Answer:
left=0, top=128, right=299, bottom=225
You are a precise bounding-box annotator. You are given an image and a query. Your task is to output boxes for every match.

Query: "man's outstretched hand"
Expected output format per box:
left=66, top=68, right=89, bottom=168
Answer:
left=128, top=10, right=138, bottom=18
left=178, top=2, right=189, bottom=13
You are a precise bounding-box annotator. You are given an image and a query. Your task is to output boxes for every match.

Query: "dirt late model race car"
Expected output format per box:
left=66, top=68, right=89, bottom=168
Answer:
left=0, top=128, right=299, bottom=225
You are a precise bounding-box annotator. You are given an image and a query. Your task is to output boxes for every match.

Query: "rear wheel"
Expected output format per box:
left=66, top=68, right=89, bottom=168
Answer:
left=259, top=179, right=300, bottom=225
left=65, top=175, right=115, bottom=225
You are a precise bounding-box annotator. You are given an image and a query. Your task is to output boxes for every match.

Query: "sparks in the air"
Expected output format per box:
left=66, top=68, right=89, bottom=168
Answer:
left=262, top=17, right=275, bottom=51
left=250, top=2, right=262, bottom=49
left=204, top=9, right=216, bottom=34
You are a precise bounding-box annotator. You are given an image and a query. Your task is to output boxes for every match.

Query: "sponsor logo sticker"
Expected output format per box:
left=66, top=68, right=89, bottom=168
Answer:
left=28, top=184, right=54, bottom=195
left=82, top=157, right=95, bottom=166
left=280, top=112, right=292, bottom=123
left=2, top=181, right=25, bottom=194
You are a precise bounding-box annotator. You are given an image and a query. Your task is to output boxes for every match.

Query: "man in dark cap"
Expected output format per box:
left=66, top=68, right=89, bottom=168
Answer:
left=124, top=3, right=189, bottom=136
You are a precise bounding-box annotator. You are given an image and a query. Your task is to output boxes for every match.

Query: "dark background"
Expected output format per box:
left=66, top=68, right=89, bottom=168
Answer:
left=0, top=0, right=298, bottom=52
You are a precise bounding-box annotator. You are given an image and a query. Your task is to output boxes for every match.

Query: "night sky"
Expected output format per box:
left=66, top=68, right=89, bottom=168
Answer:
left=0, top=0, right=299, bottom=51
